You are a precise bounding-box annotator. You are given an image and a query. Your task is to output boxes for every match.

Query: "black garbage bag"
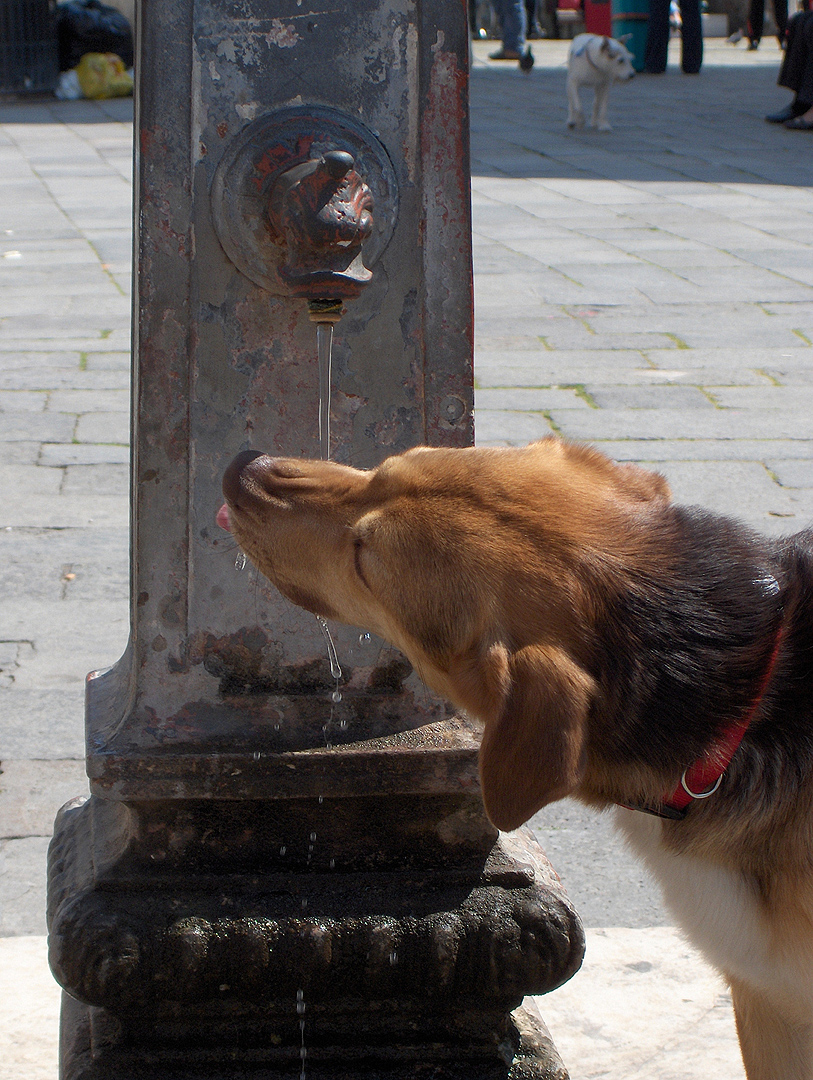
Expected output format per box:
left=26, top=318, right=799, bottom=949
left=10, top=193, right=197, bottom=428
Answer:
left=56, top=0, right=133, bottom=71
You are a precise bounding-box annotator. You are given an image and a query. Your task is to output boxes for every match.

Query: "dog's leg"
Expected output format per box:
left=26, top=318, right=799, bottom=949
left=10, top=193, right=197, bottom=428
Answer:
left=729, top=978, right=813, bottom=1080
left=567, top=75, right=584, bottom=128
left=592, top=82, right=612, bottom=130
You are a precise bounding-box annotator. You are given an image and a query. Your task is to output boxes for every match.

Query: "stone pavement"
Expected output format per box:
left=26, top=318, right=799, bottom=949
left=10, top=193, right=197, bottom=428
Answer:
left=1, top=35, right=812, bottom=1080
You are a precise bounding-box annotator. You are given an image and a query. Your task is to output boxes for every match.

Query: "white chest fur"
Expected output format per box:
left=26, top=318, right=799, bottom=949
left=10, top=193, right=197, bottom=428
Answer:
left=614, top=807, right=780, bottom=992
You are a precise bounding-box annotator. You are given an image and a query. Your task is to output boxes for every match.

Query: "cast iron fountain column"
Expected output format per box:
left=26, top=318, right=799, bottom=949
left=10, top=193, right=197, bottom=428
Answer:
left=47, top=3, right=585, bottom=1078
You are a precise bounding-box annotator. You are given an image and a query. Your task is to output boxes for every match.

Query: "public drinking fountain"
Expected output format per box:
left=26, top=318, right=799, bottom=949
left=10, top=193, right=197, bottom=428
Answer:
left=47, top=3, right=585, bottom=1078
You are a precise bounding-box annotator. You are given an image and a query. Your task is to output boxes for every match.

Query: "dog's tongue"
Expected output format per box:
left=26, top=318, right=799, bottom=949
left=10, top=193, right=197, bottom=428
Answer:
left=216, top=504, right=231, bottom=531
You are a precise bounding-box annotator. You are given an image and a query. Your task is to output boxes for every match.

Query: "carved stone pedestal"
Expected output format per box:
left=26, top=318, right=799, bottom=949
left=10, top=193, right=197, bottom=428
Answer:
left=49, top=790, right=583, bottom=1080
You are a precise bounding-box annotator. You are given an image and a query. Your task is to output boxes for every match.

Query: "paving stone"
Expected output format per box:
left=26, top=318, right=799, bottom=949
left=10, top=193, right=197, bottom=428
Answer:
left=61, top=463, right=129, bottom=497
left=0, top=492, right=129, bottom=529
left=587, top=440, right=813, bottom=461
left=586, top=385, right=715, bottom=409
left=711, top=386, right=813, bottom=410
left=0, top=690, right=85, bottom=759
left=39, top=442, right=129, bottom=465
left=73, top=410, right=130, bottom=444
left=0, top=413, right=74, bottom=443
left=0, top=390, right=47, bottom=412
left=548, top=408, right=813, bottom=442
left=0, top=836, right=52, bottom=934
left=0, top=527, right=128, bottom=602
left=0, top=760, right=88, bottom=838
left=47, top=389, right=129, bottom=413
left=0, top=465, right=63, bottom=500
left=475, top=387, right=592, bottom=410
left=765, top=459, right=813, bottom=489
left=649, top=460, right=806, bottom=522
left=475, top=410, right=558, bottom=445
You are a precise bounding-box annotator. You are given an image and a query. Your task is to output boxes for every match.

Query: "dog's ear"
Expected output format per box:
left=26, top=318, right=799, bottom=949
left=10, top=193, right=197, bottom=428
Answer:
left=477, top=643, right=593, bottom=832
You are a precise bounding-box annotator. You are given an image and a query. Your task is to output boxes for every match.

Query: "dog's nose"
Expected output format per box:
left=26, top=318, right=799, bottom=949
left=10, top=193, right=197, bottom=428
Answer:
left=222, top=449, right=268, bottom=505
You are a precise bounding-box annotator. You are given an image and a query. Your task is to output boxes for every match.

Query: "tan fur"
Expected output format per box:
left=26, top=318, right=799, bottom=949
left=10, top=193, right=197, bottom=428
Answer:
left=222, top=437, right=813, bottom=1078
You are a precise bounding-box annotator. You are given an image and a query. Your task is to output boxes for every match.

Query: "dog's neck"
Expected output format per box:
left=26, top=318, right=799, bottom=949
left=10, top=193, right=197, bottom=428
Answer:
left=622, top=607, right=785, bottom=820
left=574, top=37, right=609, bottom=72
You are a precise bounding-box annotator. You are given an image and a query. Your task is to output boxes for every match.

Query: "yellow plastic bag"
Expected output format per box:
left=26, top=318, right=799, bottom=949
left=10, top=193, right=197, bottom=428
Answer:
left=75, top=52, right=133, bottom=100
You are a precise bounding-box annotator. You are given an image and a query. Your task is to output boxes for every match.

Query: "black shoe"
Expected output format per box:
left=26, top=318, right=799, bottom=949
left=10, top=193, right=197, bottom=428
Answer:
left=765, top=102, right=805, bottom=123
left=519, top=48, right=535, bottom=71
left=748, top=38, right=759, bottom=48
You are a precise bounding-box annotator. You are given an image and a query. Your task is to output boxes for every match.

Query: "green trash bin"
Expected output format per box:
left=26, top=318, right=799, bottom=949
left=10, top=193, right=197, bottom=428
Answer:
left=611, top=0, right=649, bottom=70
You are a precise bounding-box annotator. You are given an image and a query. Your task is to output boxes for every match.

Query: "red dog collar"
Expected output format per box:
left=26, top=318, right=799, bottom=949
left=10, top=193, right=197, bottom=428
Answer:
left=625, top=619, right=785, bottom=821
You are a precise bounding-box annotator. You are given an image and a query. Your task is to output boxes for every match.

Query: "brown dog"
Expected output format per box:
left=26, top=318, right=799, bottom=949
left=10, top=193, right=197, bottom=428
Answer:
left=219, top=438, right=813, bottom=1080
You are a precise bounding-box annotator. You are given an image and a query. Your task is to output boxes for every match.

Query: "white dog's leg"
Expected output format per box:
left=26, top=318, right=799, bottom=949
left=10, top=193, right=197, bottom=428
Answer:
left=592, top=82, right=611, bottom=130
left=566, top=74, right=584, bottom=129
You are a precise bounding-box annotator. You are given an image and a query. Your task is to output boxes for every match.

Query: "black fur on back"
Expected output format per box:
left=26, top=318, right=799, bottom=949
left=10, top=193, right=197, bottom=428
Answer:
left=590, top=506, right=790, bottom=777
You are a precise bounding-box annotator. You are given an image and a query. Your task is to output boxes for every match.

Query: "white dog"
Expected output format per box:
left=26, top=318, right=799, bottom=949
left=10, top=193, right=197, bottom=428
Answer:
left=566, top=33, right=635, bottom=131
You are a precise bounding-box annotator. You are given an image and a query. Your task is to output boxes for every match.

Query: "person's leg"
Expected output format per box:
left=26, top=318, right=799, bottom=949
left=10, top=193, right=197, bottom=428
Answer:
left=490, top=0, right=527, bottom=55
left=783, top=11, right=813, bottom=121
left=766, top=11, right=810, bottom=118
left=774, top=0, right=789, bottom=44
left=678, top=0, right=703, bottom=71
left=769, top=12, right=813, bottom=120
left=778, top=11, right=813, bottom=91
left=747, top=0, right=764, bottom=45
left=525, top=0, right=541, bottom=36
left=644, top=0, right=671, bottom=72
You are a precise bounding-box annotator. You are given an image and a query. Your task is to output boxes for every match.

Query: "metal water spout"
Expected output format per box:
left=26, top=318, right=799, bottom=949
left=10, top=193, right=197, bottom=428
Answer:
left=267, top=148, right=374, bottom=300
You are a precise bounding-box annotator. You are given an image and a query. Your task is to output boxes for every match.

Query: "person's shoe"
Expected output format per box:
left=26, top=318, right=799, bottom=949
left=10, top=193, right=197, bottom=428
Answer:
left=519, top=48, right=535, bottom=70
left=784, top=115, right=813, bottom=129
left=748, top=38, right=759, bottom=48
left=765, top=103, right=802, bottom=123
left=527, top=24, right=542, bottom=38
left=489, top=47, right=522, bottom=59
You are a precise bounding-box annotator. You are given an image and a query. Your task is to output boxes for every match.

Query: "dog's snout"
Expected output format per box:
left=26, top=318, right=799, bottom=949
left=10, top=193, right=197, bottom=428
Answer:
left=222, top=449, right=268, bottom=505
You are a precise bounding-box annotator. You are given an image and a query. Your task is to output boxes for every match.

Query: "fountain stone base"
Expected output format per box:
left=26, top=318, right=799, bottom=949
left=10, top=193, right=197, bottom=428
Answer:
left=49, top=782, right=583, bottom=1080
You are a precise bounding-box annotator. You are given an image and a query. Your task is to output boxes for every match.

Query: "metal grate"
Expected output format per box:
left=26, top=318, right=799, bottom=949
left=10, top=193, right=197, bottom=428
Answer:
left=0, top=0, right=59, bottom=94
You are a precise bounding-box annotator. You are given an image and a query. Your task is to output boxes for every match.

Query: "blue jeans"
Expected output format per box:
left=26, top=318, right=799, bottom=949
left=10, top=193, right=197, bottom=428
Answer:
left=492, top=0, right=527, bottom=52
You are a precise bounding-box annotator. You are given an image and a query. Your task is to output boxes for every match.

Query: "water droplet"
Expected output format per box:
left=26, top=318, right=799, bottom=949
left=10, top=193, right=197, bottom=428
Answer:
left=326, top=741, right=333, bottom=750
left=389, top=950, right=398, bottom=965
left=329, top=858, right=336, bottom=869
left=318, top=795, right=324, bottom=804
left=299, top=1019, right=306, bottom=1032
left=310, top=832, right=316, bottom=842
left=300, top=1046, right=308, bottom=1060
left=358, top=631, right=371, bottom=644
left=301, top=897, right=308, bottom=909
left=315, top=615, right=343, bottom=681
left=331, top=689, right=342, bottom=703
left=253, top=750, right=260, bottom=761
left=339, top=720, right=347, bottom=731
left=274, top=722, right=280, bottom=731
left=296, top=989, right=304, bottom=1002
left=280, top=846, right=287, bottom=855
left=297, top=1001, right=306, bottom=1015
left=234, top=551, right=247, bottom=571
